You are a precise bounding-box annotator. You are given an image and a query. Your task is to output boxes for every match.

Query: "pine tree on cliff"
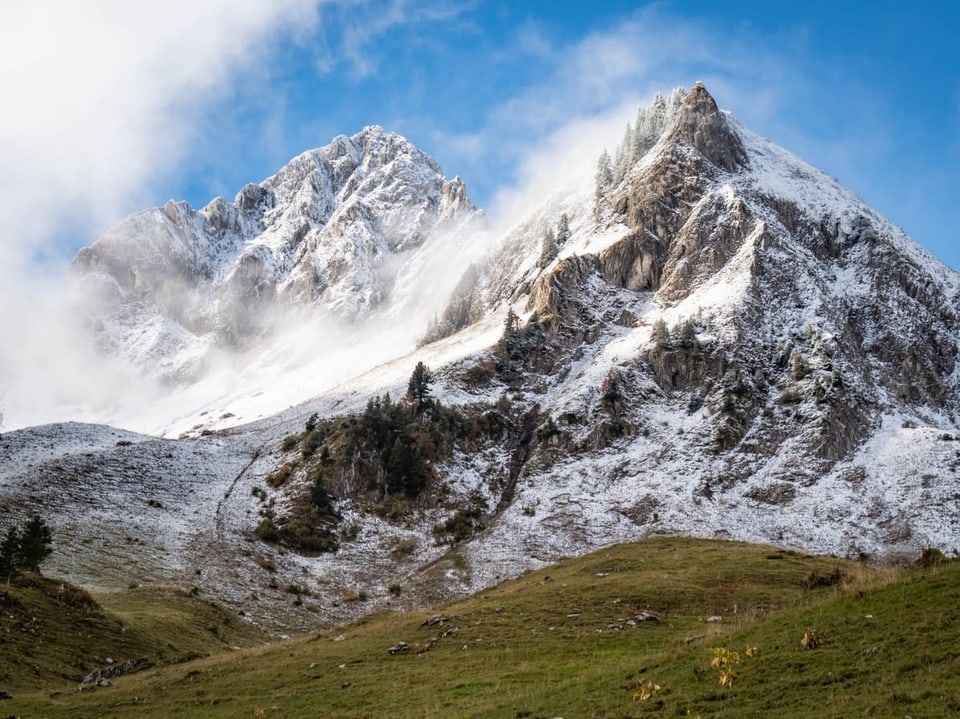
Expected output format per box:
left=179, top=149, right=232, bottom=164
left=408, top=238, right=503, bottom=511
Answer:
left=594, top=150, right=613, bottom=211
left=556, top=213, right=570, bottom=246
left=406, top=361, right=433, bottom=416
left=539, top=227, right=558, bottom=268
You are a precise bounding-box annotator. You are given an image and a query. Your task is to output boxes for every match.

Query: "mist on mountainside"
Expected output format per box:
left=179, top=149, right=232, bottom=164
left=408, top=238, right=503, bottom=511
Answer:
left=0, top=214, right=490, bottom=436
left=0, top=99, right=637, bottom=436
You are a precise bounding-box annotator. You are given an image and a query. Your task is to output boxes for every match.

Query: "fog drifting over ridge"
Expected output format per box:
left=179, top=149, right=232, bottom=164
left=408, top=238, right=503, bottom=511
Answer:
left=0, top=2, right=642, bottom=436
left=0, top=0, right=320, bottom=433
left=3, top=3, right=951, bottom=436
left=0, top=101, right=633, bottom=437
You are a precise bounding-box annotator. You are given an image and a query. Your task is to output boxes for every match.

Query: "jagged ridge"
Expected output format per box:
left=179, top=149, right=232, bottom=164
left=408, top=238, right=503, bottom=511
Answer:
left=71, top=126, right=478, bottom=379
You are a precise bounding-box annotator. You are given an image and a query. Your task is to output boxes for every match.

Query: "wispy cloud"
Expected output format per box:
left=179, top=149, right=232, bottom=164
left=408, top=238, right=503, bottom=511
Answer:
left=0, top=0, right=327, bottom=430
left=421, top=5, right=900, bottom=236
left=513, top=19, right=555, bottom=61
left=313, top=0, right=473, bottom=78
left=0, top=0, right=322, bottom=268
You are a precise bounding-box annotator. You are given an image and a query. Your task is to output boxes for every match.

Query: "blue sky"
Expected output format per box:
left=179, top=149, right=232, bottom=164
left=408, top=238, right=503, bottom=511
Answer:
left=1, top=0, right=958, bottom=271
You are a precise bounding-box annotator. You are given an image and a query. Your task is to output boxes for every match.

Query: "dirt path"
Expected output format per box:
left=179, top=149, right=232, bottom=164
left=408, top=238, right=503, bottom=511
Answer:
left=214, top=447, right=262, bottom=542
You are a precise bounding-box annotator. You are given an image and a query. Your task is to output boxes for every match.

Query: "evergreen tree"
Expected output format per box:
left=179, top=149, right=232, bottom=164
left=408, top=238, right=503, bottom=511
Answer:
left=501, top=308, right=520, bottom=350
left=309, top=473, right=336, bottom=516
left=422, top=313, right=446, bottom=345
left=538, top=227, right=558, bottom=268
left=17, top=515, right=52, bottom=574
left=406, top=361, right=433, bottom=415
left=556, top=213, right=571, bottom=246
left=633, top=92, right=665, bottom=159
left=496, top=308, right=521, bottom=367
left=503, top=308, right=519, bottom=337
left=385, top=438, right=427, bottom=497
left=0, top=525, right=20, bottom=590
left=594, top=150, right=614, bottom=208
left=650, top=318, right=670, bottom=349
left=404, top=444, right=428, bottom=497
left=386, top=438, right=408, bottom=495
left=678, top=318, right=698, bottom=349
left=613, top=123, right=632, bottom=180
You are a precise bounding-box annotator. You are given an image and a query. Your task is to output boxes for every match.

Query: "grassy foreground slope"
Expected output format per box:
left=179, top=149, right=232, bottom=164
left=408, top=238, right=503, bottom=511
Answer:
left=6, top=537, right=960, bottom=718
left=0, top=576, right=265, bottom=694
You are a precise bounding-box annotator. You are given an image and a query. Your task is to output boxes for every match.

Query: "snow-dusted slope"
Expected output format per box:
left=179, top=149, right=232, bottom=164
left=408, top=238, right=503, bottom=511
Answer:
left=448, top=83, right=960, bottom=577
left=4, top=84, right=960, bottom=633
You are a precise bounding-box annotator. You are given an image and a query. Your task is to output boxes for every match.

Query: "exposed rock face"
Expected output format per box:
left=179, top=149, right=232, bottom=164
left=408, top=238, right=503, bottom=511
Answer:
left=528, top=254, right=601, bottom=329
left=664, top=81, right=748, bottom=173
left=429, top=83, right=960, bottom=566
left=505, top=84, right=960, bottom=463
left=439, top=85, right=754, bottom=331
left=598, top=229, right=663, bottom=292
left=71, top=126, right=479, bottom=380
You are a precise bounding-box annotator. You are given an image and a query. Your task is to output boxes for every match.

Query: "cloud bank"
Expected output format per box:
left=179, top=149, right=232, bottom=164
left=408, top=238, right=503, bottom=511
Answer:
left=0, top=1, right=320, bottom=265
left=0, top=0, right=323, bottom=431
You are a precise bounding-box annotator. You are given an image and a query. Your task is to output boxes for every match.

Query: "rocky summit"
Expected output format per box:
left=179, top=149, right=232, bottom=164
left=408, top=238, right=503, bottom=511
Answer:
left=71, top=125, right=478, bottom=382
left=2, top=84, right=959, bottom=634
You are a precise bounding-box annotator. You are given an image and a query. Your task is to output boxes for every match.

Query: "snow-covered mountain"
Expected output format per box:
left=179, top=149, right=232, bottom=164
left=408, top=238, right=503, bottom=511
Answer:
left=71, top=125, right=478, bottom=383
left=3, top=84, right=960, bottom=633
left=443, top=82, right=960, bottom=582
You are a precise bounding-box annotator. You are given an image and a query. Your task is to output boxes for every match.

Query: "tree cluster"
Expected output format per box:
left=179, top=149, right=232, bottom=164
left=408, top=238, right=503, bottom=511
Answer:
left=650, top=317, right=700, bottom=351
left=349, top=393, right=431, bottom=498
left=539, top=213, right=571, bottom=268
left=594, top=89, right=686, bottom=210
left=313, top=362, right=444, bottom=499
left=255, top=464, right=341, bottom=554
left=1, top=515, right=53, bottom=589
left=493, top=308, right=550, bottom=384
left=258, top=361, right=528, bottom=556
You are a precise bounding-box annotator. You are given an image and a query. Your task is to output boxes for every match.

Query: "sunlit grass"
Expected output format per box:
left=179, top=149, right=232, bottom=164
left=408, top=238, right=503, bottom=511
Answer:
left=8, top=537, right=959, bottom=718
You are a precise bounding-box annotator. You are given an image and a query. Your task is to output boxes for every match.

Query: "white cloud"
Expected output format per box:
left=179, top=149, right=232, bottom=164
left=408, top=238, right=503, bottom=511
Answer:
left=426, top=6, right=903, bottom=242
left=0, top=1, right=321, bottom=267
left=2, top=2, right=327, bottom=272
left=0, top=0, right=326, bottom=431
left=314, top=0, right=473, bottom=78
left=486, top=100, right=639, bottom=235
left=513, top=20, right=555, bottom=61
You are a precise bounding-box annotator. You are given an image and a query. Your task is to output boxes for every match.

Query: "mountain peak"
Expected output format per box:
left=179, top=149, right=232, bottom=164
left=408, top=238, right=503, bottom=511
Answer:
left=664, top=81, right=747, bottom=172
left=70, top=124, right=479, bottom=381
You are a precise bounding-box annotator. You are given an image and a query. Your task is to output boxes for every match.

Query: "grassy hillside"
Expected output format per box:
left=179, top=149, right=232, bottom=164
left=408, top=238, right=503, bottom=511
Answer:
left=0, top=575, right=265, bottom=694
left=5, top=538, right=959, bottom=717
